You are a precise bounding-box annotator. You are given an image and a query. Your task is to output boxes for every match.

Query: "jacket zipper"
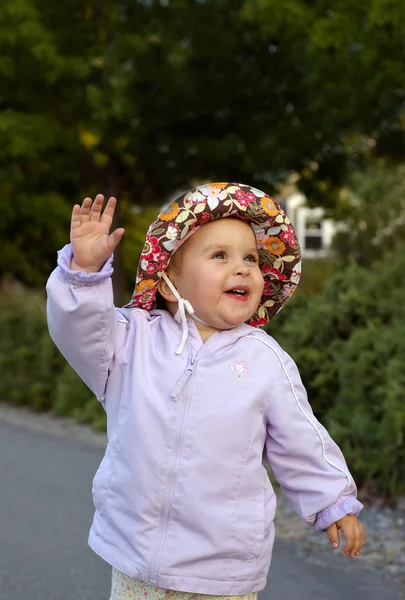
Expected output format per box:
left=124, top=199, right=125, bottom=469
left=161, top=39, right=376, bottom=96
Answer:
left=170, top=367, right=194, bottom=402
left=148, top=334, right=218, bottom=583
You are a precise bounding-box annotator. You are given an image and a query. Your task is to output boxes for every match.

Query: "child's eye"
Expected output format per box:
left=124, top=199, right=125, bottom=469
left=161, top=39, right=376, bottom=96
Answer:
left=245, top=254, right=258, bottom=263
left=212, top=251, right=226, bottom=259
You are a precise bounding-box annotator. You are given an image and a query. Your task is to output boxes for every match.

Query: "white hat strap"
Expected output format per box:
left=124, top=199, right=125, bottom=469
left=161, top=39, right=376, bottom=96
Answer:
left=162, top=273, right=209, bottom=355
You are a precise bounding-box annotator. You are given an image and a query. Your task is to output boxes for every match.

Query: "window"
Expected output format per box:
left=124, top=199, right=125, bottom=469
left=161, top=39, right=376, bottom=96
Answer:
left=304, top=215, right=323, bottom=251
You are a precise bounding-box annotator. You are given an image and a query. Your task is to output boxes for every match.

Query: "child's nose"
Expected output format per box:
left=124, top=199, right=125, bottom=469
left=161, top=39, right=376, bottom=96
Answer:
left=234, top=261, right=250, bottom=276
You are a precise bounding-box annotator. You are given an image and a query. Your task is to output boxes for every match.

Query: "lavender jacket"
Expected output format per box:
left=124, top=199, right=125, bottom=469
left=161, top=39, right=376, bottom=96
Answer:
left=46, top=244, right=362, bottom=595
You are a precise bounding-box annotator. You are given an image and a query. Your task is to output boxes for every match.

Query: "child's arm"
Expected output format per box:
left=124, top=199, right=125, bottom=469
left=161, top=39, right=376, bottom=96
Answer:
left=265, top=348, right=364, bottom=553
left=46, top=195, right=125, bottom=404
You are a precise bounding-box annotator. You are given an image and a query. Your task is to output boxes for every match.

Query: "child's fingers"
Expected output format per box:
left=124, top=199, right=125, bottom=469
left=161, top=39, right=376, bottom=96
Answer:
left=352, top=522, right=366, bottom=557
left=100, top=197, right=117, bottom=227
left=106, top=227, right=125, bottom=252
left=343, top=530, right=356, bottom=556
left=352, top=526, right=364, bottom=556
left=326, top=523, right=340, bottom=548
left=356, top=522, right=365, bottom=551
left=80, top=197, right=93, bottom=221
left=89, top=194, right=104, bottom=221
left=343, top=524, right=362, bottom=557
left=71, top=204, right=82, bottom=232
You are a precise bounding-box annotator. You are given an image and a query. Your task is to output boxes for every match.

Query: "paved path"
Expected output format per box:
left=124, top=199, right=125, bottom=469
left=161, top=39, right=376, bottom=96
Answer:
left=0, top=417, right=400, bottom=600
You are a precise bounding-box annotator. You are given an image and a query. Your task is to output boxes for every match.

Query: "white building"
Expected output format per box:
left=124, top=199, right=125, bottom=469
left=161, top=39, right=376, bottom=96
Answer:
left=281, top=191, right=336, bottom=258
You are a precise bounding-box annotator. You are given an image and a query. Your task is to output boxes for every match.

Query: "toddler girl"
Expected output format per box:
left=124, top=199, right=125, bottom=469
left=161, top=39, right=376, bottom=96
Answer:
left=46, top=183, right=365, bottom=600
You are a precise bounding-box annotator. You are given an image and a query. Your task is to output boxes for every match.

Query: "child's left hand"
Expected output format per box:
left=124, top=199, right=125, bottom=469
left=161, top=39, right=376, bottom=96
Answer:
left=326, top=515, right=365, bottom=558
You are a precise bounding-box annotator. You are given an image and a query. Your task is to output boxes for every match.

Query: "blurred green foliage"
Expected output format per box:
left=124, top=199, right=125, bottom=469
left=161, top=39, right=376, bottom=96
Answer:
left=0, top=282, right=62, bottom=410
left=332, top=160, right=405, bottom=266
left=268, top=252, right=405, bottom=500
left=0, top=281, right=106, bottom=429
left=53, top=364, right=106, bottom=432
left=2, top=1, right=405, bottom=288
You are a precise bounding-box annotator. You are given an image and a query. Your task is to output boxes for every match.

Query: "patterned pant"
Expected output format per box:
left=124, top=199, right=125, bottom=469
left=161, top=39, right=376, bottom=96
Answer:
left=110, top=568, right=258, bottom=600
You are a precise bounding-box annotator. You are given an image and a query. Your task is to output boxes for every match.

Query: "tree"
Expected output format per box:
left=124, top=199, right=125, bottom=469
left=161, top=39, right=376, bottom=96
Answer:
left=241, top=0, right=405, bottom=205
left=2, top=0, right=405, bottom=287
left=332, top=161, right=405, bottom=266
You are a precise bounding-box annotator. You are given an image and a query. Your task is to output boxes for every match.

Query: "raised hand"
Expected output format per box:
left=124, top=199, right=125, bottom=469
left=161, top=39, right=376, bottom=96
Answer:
left=70, top=195, right=125, bottom=272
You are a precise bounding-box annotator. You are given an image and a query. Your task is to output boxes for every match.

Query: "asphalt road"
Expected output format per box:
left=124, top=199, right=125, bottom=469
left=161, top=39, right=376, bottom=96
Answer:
left=0, top=417, right=400, bottom=600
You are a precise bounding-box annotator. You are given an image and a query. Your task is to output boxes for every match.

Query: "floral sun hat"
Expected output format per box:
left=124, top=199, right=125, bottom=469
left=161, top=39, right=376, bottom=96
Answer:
left=125, top=182, right=302, bottom=327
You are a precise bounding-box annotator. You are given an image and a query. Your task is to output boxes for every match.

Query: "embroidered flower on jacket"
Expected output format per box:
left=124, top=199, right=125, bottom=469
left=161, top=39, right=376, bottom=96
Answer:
left=229, top=361, right=249, bottom=379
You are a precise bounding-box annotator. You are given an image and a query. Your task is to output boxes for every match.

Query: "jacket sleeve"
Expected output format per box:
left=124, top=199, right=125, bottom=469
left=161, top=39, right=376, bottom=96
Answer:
left=264, top=348, right=363, bottom=531
left=46, top=243, right=126, bottom=405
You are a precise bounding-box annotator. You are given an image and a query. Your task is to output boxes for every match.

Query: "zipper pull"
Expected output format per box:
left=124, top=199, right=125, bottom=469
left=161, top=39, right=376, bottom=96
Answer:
left=170, top=366, right=194, bottom=402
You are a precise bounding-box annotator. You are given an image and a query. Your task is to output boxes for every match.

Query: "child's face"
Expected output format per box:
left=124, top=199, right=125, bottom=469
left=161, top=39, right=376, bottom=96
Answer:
left=166, top=218, right=264, bottom=335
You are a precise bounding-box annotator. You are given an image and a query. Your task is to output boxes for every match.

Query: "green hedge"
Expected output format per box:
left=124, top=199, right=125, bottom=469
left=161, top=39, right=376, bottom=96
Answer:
left=0, top=281, right=106, bottom=430
left=267, top=252, right=405, bottom=499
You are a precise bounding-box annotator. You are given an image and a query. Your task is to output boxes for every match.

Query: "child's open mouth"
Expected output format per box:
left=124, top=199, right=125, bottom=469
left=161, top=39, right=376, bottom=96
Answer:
left=224, top=287, right=249, bottom=302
